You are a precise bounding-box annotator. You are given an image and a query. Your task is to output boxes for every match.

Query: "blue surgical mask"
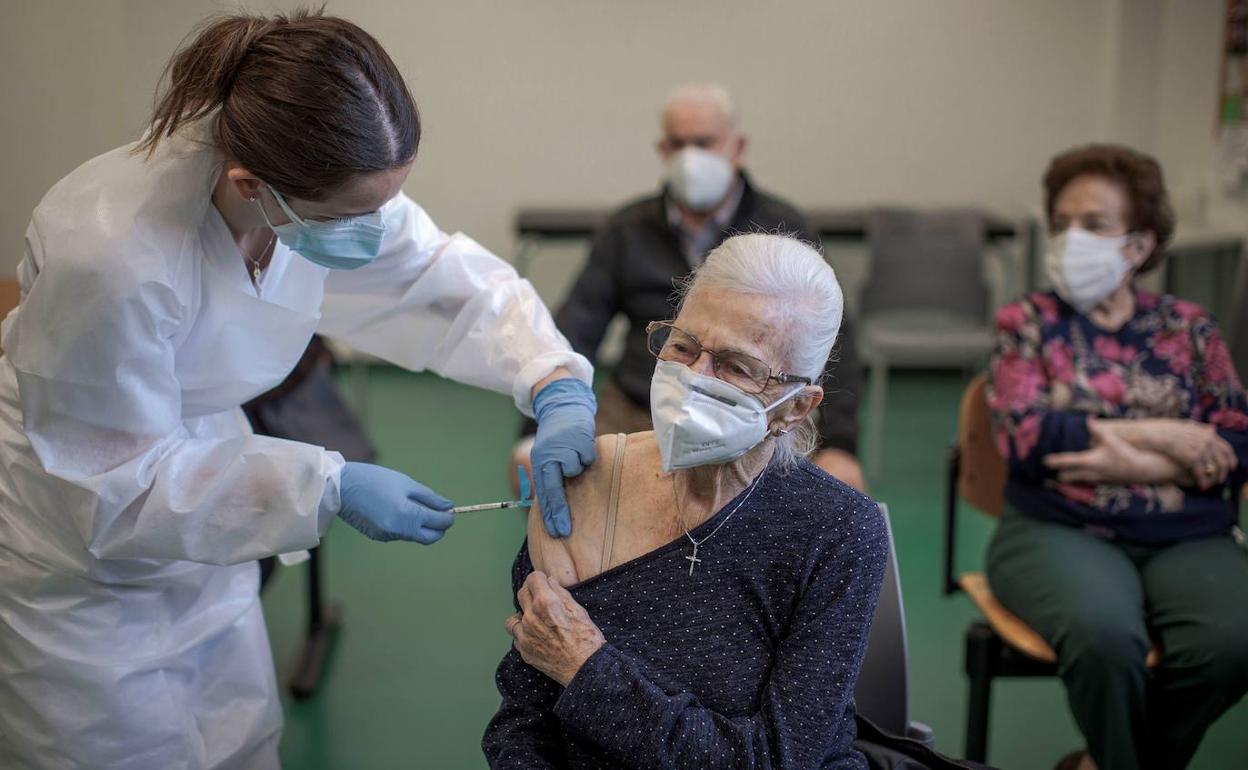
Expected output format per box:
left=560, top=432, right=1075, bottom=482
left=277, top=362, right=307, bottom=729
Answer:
left=255, top=185, right=386, bottom=270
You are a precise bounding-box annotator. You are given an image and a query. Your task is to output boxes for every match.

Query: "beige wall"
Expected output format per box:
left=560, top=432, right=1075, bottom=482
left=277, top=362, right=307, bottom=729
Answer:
left=1109, top=0, right=1225, bottom=212
left=0, top=1, right=1231, bottom=294
left=0, top=0, right=215, bottom=276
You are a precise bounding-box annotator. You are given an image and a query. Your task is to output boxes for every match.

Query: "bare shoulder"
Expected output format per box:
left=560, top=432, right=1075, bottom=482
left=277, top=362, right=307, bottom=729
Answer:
left=526, top=434, right=626, bottom=587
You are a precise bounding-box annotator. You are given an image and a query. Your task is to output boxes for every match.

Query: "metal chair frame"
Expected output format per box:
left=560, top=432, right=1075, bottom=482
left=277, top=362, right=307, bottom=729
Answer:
left=944, top=447, right=1058, bottom=762
left=943, top=374, right=1058, bottom=763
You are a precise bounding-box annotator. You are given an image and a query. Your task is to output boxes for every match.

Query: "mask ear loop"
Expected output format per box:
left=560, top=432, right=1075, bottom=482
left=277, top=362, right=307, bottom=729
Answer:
left=252, top=193, right=280, bottom=232
left=266, top=185, right=307, bottom=227
left=763, top=383, right=807, bottom=438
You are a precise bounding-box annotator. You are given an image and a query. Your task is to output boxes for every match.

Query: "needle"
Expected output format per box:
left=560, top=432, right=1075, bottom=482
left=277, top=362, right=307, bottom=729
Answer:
left=450, top=464, right=533, bottom=514
left=451, top=499, right=531, bottom=514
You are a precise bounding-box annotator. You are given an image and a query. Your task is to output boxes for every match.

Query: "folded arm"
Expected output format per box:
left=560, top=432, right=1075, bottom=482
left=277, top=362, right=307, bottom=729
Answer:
left=1076, top=318, right=1248, bottom=489
left=1043, top=418, right=1195, bottom=486
left=988, top=300, right=1185, bottom=489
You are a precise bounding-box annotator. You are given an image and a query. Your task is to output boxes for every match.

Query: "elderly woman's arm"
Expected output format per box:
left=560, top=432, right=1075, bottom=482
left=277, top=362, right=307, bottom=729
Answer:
left=514, top=500, right=887, bottom=769
left=989, top=298, right=1187, bottom=484
left=1091, top=318, right=1248, bottom=489
left=1194, top=319, right=1248, bottom=488
left=482, top=549, right=568, bottom=770
left=1043, top=418, right=1196, bottom=486
left=482, top=647, right=567, bottom=769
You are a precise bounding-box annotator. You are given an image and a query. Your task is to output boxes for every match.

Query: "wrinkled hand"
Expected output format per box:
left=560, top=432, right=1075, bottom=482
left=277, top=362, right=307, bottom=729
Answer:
left=505, top=571, right=605, bottom=687
left=1044, top=419, right=1186, bottom=486
left=337, top=462, right=455, bottom=544
left=531, top=378, right=597, bottom=538
left=811, top=448, right=867, bottom=492
left=1153, top=421, right=1237, bottom=489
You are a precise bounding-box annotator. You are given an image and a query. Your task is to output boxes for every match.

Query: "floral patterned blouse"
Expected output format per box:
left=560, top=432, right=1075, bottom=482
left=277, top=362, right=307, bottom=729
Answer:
left=988, top=289, right=1248, bottom=544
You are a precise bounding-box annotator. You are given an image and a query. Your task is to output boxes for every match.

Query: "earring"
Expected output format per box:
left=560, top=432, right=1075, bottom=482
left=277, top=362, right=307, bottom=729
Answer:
left=771, top=427, right=789, bottom=438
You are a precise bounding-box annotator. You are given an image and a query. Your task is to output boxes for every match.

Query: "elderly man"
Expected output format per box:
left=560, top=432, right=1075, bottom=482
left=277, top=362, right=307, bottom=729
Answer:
left=518, top=83, right=864, bottom=491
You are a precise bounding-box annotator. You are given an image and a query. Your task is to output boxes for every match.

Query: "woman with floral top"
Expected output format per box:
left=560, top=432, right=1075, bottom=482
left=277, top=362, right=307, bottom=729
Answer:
left=987, top=144, right=1248, bottom=770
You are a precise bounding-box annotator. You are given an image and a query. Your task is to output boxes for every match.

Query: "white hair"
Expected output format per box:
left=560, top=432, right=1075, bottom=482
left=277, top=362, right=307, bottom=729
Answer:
left=677, top=233, right=844, bottom=471
left=661, top=82, right=738, bottom=129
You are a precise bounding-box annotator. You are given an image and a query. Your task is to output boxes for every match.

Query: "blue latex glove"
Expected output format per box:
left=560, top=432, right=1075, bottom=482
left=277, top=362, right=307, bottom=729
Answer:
left=531, top=378, right=597, bottom=538
left=337, top=462, right=455, bottom=544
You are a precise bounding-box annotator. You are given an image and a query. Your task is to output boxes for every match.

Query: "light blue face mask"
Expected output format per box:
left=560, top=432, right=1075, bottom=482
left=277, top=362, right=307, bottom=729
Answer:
left=255, top=185, right=386, bottom=270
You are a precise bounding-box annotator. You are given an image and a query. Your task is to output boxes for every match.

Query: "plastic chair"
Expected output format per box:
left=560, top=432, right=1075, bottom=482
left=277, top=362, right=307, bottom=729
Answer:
left=856, top=504, right=934, bottom=746
left=942, top=373, right=1159, bottom=762
left=859, top=209, right=996, bottom=479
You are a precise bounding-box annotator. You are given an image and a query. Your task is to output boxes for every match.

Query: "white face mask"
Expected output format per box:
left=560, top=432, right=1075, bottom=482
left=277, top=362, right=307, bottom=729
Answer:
left=650, top=360, right=801, bottom=472
left=665, top=147, right=735, bottom=212
left=1044, top=228, right=1134, bottom=313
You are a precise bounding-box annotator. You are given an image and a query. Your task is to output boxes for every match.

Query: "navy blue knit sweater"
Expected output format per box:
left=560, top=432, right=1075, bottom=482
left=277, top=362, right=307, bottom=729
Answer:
left=482, top=460, right=887, bottom=769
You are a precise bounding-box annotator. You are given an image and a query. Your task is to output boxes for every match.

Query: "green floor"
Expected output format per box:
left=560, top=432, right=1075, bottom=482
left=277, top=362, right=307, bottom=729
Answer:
left=261, top=368, right=1247, bottom=769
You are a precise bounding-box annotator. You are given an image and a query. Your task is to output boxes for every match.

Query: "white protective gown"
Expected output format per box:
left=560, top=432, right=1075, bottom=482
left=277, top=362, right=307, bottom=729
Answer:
left=0, top=123, right=590, bottom=769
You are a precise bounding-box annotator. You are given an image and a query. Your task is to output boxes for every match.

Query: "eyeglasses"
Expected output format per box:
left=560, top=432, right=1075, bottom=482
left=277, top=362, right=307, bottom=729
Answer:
left=645, top=321, right=813, bottom=395
left=660, top=135, right=725, bottom=153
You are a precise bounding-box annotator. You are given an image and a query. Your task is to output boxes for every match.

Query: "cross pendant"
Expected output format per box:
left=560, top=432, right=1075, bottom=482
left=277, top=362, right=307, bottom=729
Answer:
left=685, top=544, right=701, bottom=576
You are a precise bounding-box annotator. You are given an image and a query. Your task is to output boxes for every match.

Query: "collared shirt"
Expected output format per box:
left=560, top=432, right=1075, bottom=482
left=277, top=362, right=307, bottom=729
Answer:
left=664, top=177, right=746, bottom=269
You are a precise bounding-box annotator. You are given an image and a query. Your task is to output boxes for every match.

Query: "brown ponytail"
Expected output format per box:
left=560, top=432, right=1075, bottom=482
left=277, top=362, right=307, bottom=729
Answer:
left=136, top=8, right=420, bottom=202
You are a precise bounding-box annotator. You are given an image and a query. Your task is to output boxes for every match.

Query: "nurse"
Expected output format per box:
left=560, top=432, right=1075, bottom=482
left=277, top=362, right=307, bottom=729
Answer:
left=0, top=10, right=594, bottom=769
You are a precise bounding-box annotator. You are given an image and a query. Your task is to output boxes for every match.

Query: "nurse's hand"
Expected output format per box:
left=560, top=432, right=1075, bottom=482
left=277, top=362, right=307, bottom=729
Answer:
left=337, top=462, right=455, bottom=544
left=531, top=378, right=597, bottom=538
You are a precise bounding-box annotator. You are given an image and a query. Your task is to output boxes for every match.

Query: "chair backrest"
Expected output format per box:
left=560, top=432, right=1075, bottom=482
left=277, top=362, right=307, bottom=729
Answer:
left=855, top=503, right=909, bottom=735
left=859, top=208, right=989, bottom=320
left=0, top=278, right=20, bottom=355
left=957, top=373, right=1007, bottom=517
left=1229, top=254, right=1248, bottom=383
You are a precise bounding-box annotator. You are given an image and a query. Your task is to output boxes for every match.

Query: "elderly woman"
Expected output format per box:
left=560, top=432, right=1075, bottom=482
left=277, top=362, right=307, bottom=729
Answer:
left=987, top=144, right=1248, bottom=770
left=482, top=234, right=886, bottom=768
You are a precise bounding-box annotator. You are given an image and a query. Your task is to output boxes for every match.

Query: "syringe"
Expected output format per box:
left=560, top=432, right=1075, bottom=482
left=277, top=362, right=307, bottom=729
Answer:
left=450, top=464, right=533, bottom=514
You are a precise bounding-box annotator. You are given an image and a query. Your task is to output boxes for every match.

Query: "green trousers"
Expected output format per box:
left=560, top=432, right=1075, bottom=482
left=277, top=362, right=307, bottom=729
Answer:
left=986, top=507, right=1248, bottom=770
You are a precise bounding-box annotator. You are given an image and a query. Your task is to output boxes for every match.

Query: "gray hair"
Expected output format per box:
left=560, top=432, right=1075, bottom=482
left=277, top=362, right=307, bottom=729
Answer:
left=677, top=233, right=844, bottom=471
left=661, top=82, right=738, bottom=129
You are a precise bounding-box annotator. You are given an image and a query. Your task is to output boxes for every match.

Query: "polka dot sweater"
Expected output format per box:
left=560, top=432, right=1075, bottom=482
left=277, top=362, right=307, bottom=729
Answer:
left=482, top=460, right=888, bottom=769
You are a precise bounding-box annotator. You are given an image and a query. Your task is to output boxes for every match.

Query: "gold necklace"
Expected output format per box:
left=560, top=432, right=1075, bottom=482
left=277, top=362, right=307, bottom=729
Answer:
left=246, top=231, right=276, bottom=284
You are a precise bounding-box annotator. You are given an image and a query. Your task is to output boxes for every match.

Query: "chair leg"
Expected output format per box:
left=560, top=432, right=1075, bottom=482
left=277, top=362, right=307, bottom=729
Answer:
left=288, top=545, right=343, bottom=700
left=964, top=622, right=997, bottom=762
left=943, top=447, right=961, bottom=596
left=866, top=356, right=888, bottom=480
